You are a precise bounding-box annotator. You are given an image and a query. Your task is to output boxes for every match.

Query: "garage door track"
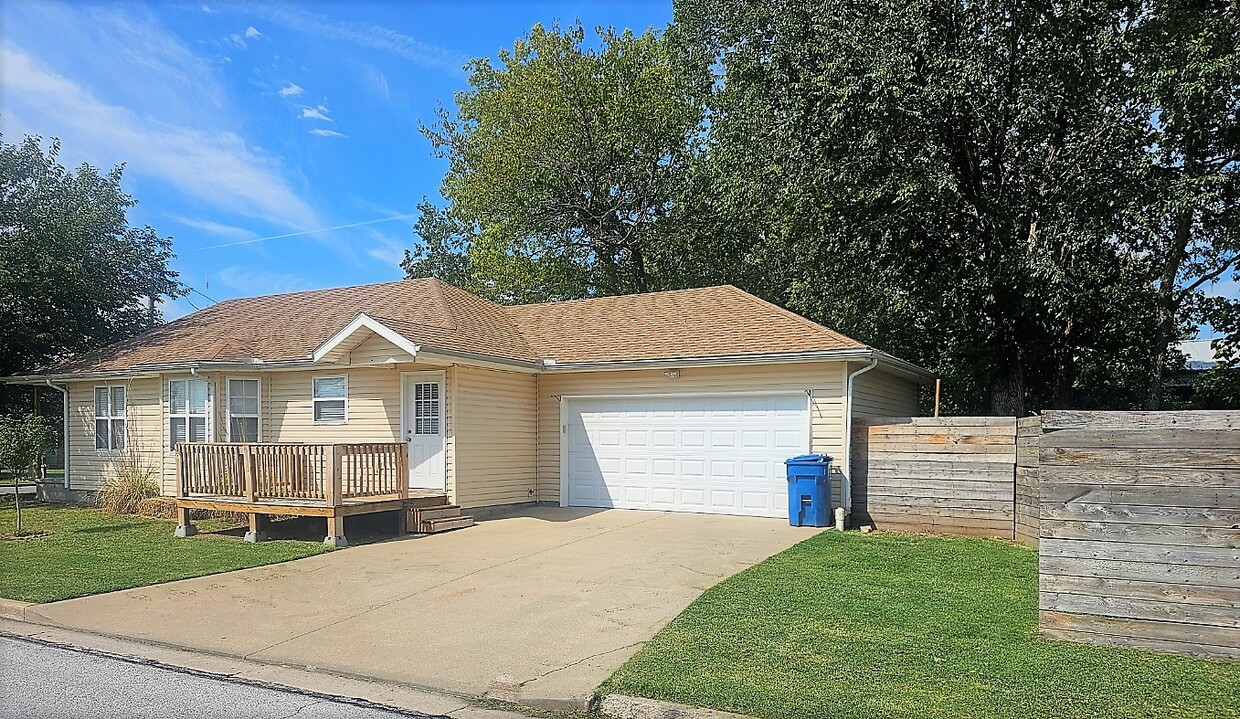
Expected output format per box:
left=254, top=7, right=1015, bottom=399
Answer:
left=28, top=508, right=818, bottom=710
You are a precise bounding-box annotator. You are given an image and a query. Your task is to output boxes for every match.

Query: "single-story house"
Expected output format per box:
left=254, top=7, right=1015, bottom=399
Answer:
left=7, top=279, right=931, bottom=542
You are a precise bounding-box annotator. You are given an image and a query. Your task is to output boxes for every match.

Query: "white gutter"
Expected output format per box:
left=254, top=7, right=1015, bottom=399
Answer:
left=45, top=380, right=70, bottom=490
left=841, top=358, right=879, bottom=521
left=539, top=349, right=934, bottom=381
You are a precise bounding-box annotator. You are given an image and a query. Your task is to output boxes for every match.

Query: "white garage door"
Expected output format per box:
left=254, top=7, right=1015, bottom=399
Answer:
left=563, top=393, right=810, bottom=517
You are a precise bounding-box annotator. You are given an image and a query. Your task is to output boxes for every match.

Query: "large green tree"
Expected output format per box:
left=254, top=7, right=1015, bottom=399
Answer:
left=0, top=135, right=184, bottom=381
left=415, top=22, right=711, bottom=302
left=674, top=0, right=1172, bottom=414
left=1130, top=0, right=1240, bottom=409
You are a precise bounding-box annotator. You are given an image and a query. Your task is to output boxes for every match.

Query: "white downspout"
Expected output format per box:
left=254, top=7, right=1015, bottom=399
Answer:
left=46, top=380, right=70, bottom=489
left=842, top=357, right=879, bottom=524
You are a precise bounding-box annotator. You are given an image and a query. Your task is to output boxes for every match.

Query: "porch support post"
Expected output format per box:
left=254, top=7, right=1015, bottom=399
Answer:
left=173, top=448, right=196, bottom=537
left=174, top=506, right=197, bottom=537
left=244, top=512, right=268, bottom=543
left=325, top=512, right=348, bottom=548
left=324, top=445, right=347, bottom=547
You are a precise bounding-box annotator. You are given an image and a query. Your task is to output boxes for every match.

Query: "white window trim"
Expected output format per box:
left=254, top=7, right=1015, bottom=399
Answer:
left=93, top=384, right=126, bottom=454
left=226, top=377, right=262, bottom=442
left=313, top=375, right=349, bottom=425
left=168, top=377, right=212, bottom=449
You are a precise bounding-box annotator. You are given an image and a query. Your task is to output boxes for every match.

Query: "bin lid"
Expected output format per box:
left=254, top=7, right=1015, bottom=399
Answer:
left=785, top=453, right=831, bottom=464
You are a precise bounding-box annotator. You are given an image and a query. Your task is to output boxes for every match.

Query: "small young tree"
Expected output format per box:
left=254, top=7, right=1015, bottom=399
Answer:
left=0, top=414, right=53, bottom=534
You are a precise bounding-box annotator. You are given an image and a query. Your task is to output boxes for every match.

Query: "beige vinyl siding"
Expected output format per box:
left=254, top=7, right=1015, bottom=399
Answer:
left=851, top=368, right=920, bottom=419
left=266, top=367, right=403, bottom=442
left=65, top=377, right=164, bottom=492
left=347, top=333, right=417, bottom=365
left=453, top=366, right=537, bottom=509
left=536, top=362, right=848, bottom=506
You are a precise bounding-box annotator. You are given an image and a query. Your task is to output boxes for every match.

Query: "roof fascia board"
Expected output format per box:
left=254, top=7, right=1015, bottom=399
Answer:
left=415, top=348, right=542, bottom=373
left=311, top=313, right=421, bottom=363
left=541, top=349, right=935, bottom=382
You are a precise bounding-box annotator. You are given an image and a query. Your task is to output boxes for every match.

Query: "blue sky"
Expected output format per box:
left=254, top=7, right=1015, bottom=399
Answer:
left=0, top=0, right=671, bottom=318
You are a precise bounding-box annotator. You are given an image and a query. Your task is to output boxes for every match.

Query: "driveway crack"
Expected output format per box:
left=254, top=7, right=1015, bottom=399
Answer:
left=518, top=642, right=644, bottom=687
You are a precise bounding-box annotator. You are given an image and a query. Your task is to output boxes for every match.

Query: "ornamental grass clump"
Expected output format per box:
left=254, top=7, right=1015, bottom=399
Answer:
left=96, top=446, right=160, bottom=515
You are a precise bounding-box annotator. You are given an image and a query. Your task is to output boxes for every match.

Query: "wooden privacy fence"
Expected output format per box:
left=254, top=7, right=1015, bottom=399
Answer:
left=1015, top=416, right=1042, bottom=546
left=1036, top=410, right=1239, bottom=659
left=850, top=417, right=1019, bottom=538
left=176, top=442, right=407, bottom=505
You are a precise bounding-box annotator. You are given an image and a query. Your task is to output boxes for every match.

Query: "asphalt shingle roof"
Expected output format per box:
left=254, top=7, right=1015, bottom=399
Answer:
left=42, top=279, right=868, bottom=374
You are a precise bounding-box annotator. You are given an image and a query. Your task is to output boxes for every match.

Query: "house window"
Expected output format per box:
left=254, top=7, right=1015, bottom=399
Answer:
left=169, top=378, right=209, bottom=447
left=227, top=378, right=260, bottom=442
left=413, top=382, right=440, bottom=435
left=313, top=376, right=347, bottom=424
left=94, top=386, right=126, bottom=451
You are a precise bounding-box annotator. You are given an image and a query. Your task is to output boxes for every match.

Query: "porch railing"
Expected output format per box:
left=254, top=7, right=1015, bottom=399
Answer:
left=176, top=442, right=408, bottom=505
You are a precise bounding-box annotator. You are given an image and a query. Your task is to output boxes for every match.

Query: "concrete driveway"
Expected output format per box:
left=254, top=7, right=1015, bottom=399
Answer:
left=28, top=508, right=818, bottom=710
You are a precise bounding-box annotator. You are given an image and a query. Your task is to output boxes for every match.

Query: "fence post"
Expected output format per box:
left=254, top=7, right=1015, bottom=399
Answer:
left=397, top=443, right=409, bottom=501
left=242, top=444, right=256, bottom=503
left=174, top=447, right=184, bottom=498
left=324, top=445, right=342, bottom=507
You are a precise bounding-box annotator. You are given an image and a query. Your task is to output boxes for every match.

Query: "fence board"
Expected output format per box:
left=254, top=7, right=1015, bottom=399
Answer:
left=851, top=416, right=1016, bottom=539
left=1037, top=410, right=1239, bottom=658
left=1041, top=410, right=1240, bottom=431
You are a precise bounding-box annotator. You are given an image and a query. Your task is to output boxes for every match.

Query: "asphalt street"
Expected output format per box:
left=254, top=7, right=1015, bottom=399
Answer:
left=0, top=635, right=445, bottom=719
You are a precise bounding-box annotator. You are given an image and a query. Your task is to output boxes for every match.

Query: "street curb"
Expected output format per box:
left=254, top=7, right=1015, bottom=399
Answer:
left=0, top=617, right=532, bottom=719
left=599, top=695, right=755, bottom=719
left=0, top=598, right=35, bottom=620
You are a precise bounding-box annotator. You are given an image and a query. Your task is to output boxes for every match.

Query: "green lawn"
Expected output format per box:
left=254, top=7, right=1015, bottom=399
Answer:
left=0, top=504, right=327, bottom=603
left=602, top=532, right=1239, bottom=719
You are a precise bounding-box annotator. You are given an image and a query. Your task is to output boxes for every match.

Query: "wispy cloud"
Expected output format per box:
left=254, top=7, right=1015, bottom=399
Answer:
left=365, top=231, right=408, bottom=267
left=245, top=4, right=467, bottom=75
left=278, top=82, right=303, bottom=96
left=200, top=4, right=215, bottom=13
left=309, top=128, right=346, bottom=138
left=166, top=214, right=256, bottom=241
left=362, top=65, right=391, bottom=102
left=2, top=46, right=321, bottom=231
left=299, top=104, right=331, bottom=121
left=218, top=266, right=315, bottom=295
left=244, top=26, right=262, bottom=39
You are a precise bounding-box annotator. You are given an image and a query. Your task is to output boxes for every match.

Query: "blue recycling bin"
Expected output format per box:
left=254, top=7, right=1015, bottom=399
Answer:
left=785, top=454, right=832, bottom=527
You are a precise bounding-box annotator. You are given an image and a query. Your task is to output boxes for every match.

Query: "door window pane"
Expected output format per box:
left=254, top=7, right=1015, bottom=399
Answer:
left=413, top=382, right=440, bottom=435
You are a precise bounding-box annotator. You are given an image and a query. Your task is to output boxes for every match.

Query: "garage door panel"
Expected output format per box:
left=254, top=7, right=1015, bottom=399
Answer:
left=564, top=393, right=810, bottom=518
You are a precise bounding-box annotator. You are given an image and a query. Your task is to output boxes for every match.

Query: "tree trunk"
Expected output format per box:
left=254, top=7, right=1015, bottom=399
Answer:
left=989, top=364, right=1025, bottom=416
left=629, top=244, right=650, bottom=293
left=1145, top=209, right=1193, bottom=410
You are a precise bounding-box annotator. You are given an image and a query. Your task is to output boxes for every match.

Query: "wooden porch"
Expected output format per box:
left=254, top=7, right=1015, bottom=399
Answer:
left=174, top=442, right=458, bottom=547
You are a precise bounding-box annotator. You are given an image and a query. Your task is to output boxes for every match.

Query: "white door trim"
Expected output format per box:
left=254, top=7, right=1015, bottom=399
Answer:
left=401, top=370, right=446, bottom=491
left=558, top=390, right=812, bottom=512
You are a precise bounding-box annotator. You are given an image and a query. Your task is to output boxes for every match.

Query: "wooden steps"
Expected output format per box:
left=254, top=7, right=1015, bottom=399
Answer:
left=407, top=502, right=474, bottom=534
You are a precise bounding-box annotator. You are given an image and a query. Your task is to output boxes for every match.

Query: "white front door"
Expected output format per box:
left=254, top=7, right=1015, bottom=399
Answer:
left=402, top=372, right=446, bottom=490
left=562, top=393, right=810, bottom=517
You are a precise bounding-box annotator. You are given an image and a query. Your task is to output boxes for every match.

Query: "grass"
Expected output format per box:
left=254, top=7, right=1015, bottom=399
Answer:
left=0, top=504, right=327, bottom=603
left=602, top=531, right=1239, bottom=719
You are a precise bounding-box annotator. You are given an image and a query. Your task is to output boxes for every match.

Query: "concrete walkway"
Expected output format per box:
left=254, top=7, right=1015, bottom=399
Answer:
left=26, top=508, right=818, bottom=710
